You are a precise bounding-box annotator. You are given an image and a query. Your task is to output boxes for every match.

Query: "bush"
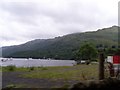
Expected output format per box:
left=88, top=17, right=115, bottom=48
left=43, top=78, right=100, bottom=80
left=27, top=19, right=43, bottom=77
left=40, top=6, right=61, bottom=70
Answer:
left=71, top=78, right=120, bottom=89
left=6, top=65, right=16, bottom=71
left=28, top=67, right=34, bottom=71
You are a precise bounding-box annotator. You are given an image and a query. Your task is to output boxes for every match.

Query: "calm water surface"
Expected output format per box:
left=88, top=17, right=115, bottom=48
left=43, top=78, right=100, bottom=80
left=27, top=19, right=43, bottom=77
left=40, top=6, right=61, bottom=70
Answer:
left=0, top=58, right=76, bottom=67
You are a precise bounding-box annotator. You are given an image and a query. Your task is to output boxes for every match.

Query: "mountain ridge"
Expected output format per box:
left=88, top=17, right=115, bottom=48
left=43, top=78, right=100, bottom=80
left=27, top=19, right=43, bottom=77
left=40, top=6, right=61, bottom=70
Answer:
left=2, top=25, right=119, bottom=59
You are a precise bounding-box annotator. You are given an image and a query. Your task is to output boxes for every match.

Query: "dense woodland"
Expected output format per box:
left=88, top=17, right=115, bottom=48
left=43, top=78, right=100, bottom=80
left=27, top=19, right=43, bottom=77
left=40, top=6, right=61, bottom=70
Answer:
left=2, top=26, right=120, bottom=60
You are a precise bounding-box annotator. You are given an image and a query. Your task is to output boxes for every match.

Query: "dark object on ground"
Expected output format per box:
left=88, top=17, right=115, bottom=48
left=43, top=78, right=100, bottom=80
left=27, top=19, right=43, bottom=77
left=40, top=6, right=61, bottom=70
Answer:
left=107, top=62, right=114, bottom=77
left=71, top=78, right=120, bottom=89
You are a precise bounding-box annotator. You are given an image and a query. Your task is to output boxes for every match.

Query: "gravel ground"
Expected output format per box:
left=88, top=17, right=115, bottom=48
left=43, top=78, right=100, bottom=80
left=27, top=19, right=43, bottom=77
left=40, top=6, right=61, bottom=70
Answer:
left=2, top=72, right=79, bottom=89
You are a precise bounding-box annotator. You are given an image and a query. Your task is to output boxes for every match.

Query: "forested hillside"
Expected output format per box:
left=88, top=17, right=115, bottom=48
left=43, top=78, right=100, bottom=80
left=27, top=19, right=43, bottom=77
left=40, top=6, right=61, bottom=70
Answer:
left=2, top=26, right=119, bottom=60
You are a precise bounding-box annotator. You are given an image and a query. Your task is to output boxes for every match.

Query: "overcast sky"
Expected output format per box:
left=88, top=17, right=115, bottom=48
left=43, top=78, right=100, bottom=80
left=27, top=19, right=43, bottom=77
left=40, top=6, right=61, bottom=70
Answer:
left=0, top=0, right=119, bottom=46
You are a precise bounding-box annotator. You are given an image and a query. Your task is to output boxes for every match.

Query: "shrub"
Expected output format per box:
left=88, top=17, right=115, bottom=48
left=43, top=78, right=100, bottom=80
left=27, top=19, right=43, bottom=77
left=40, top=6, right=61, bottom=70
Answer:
left=28, top=67, right=34, bottom=71
left=71, top=78, right=120, bottom=89
left=6, top=65, right=16, bottom=71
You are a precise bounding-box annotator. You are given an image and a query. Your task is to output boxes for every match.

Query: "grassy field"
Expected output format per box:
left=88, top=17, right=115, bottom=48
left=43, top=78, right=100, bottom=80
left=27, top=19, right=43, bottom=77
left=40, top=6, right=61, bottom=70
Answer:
left=1, top=64, right=99, bottom=81
left=2, top=63, right=115, bottom=89
left=23, top=65, right=98, bottom=81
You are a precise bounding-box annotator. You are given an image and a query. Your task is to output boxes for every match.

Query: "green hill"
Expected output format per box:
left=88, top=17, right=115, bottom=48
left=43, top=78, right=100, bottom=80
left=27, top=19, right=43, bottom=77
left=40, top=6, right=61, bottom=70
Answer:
left=2, top=26, right=119, bottom=59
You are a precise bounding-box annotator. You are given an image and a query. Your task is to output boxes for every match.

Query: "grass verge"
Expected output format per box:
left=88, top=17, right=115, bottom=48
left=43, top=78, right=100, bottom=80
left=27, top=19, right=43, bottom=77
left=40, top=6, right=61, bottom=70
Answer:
left=20, top=64, right=99, bottom=81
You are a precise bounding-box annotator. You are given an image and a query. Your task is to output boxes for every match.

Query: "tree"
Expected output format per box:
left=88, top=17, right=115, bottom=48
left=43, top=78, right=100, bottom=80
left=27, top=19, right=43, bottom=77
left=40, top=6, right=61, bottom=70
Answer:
left=105, top=48, right=117, bottom=56
left=75, top=43, right=98, bottom=63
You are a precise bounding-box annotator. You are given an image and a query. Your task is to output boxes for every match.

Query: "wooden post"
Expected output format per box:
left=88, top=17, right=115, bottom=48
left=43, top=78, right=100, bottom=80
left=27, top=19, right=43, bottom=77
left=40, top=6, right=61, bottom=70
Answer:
left=99, top=53, right=104, bottom=80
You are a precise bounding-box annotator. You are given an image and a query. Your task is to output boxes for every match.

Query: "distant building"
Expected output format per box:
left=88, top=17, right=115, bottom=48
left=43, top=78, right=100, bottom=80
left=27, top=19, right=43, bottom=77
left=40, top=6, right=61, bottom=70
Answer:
left=107, top=55, right=120, bottom=64
left=107, top=55, right=120, bottom=77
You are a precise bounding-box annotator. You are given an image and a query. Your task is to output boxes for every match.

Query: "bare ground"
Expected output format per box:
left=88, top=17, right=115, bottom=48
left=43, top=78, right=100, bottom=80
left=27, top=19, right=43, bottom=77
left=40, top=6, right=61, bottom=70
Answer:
left=2, top=71, right=79, bottom=89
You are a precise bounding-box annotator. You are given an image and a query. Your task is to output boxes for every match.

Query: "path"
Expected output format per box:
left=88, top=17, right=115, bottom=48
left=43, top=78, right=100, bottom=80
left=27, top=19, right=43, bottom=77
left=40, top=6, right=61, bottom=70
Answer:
left=2, top=72, right=78, bottom=89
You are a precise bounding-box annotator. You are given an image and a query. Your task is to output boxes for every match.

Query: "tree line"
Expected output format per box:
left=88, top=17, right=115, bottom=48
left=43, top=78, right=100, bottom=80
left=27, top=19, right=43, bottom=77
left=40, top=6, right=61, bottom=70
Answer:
left=75, top=43, right=120, bottom=64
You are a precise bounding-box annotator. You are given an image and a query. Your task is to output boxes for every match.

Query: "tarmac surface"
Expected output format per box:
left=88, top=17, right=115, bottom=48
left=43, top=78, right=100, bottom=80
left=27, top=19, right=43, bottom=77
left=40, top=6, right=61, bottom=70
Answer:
left=2, top=71, right=78, bottom=89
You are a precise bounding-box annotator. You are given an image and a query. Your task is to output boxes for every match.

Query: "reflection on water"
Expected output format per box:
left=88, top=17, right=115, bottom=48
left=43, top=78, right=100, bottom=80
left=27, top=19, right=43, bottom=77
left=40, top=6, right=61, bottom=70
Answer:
left=0, top=58, right=76, bottom=67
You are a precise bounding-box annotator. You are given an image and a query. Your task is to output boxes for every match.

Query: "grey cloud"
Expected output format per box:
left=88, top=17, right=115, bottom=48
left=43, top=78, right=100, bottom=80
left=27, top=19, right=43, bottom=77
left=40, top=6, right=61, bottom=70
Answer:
left=0, top=1, right=105, bottom=29
left=0, top=0, right=118, bottom=46
left=0, top=2, right=38, bottom=16
left=0, top=2, right=39, bottom=25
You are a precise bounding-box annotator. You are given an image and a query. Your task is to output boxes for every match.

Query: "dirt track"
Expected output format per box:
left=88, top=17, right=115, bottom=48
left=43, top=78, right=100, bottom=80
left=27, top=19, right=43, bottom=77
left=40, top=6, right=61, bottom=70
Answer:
left=2, top=72, right=78, bottom=89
